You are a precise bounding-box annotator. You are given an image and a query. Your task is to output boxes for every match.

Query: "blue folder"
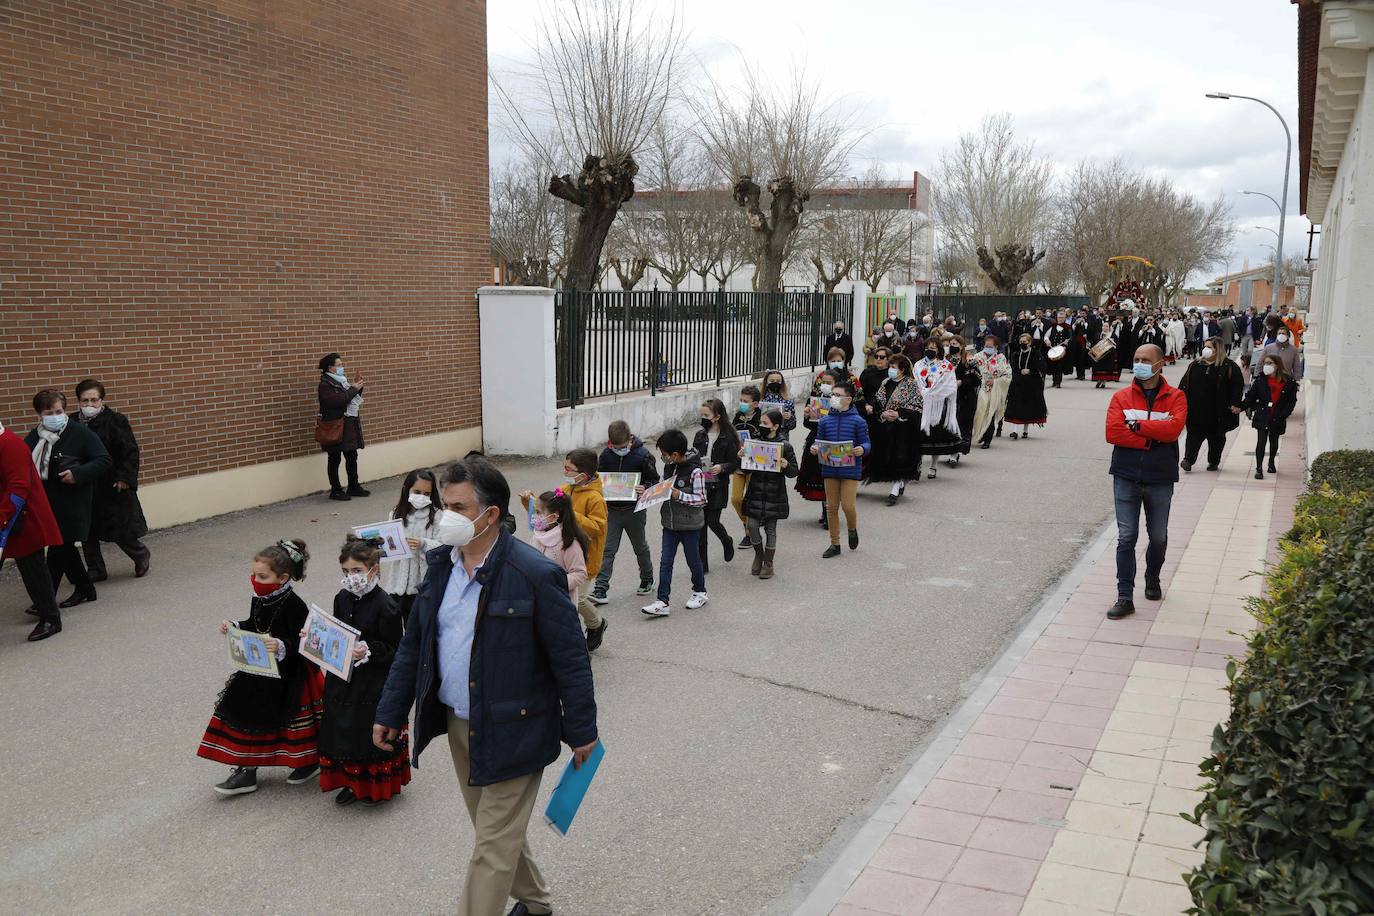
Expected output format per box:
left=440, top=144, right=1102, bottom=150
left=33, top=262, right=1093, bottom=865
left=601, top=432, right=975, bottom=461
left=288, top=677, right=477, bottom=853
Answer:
left=543, top=742, right=605, bottom=836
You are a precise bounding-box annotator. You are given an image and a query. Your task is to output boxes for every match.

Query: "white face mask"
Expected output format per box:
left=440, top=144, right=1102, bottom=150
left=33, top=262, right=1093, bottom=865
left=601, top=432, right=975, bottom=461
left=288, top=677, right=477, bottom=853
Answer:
left=828, top=360, right=843, bottom=370
left=829, top=395, right=845, bottom=409
left=887, top=367, right=899, bottom=379
left=1201, top=347, right=1214, bottom=360
left=79, top=404, right=101, bottom=419
left=436, top=508, right=489, bottom=548
left=1263, top=363, right=1276, bottom=376
left=819, top=384, right=833, bottom=395
left=1277, top=333, right=1290, bottom=344
left=341, top=570, right=373, bottom=597
left=407, top=492, right=432, bottom=510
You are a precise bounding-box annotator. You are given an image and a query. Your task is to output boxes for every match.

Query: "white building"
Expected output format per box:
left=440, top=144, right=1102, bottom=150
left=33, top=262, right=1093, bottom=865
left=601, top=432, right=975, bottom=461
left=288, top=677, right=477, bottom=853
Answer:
left=1295, top=0, right=1374, bottom=459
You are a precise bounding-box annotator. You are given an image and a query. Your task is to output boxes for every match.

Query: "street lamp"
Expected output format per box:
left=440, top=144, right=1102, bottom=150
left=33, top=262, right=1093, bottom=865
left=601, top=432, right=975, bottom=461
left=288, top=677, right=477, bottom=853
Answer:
left=1254, top=225, right=1280, bottom=242
left=1241, top=189, right=1282, bottom=217
left=1208, top=92, right=1291, bottom=312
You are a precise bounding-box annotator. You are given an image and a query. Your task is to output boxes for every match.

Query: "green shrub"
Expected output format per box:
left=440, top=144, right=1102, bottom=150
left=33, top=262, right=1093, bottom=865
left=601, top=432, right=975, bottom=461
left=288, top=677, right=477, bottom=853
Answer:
left=1307, top=449, right=1374, bottom=492
left=1186, top=500, right=1374, bottom=914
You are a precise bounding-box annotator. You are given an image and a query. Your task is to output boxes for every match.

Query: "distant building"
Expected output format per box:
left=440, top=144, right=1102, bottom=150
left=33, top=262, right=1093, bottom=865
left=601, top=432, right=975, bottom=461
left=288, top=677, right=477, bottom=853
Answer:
left=1179, top=265, right=1298, bottom=311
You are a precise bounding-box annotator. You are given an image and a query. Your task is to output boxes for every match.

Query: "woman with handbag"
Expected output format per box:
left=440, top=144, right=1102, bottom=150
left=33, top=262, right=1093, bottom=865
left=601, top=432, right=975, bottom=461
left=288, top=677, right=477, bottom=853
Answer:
left=317, top=353, right=368, bottom=501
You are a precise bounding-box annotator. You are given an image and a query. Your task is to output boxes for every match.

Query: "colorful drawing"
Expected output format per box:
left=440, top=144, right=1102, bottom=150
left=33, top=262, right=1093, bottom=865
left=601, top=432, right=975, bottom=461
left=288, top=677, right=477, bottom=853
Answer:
left=299, top=604, right=361, bottom=682
left=598, top=471, right=640, bottom=502
left=227, top=625, right=280, bottom=678
left=740, top=439, right=783, bottom=473
left=633, top=477, right=675, bottom=513
left=816, top=440, right=856, bottom=468
left=351, top=519, right=411, bottom=562
left=808, top=396, right=830, bottom=417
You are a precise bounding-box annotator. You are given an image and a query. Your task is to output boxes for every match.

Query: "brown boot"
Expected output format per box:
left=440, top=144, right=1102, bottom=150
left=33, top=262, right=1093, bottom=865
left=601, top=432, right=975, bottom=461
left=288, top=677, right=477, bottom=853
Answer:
left=760, top=549, right=775, bottom=579
left=751, top=544, right=764, bottom=576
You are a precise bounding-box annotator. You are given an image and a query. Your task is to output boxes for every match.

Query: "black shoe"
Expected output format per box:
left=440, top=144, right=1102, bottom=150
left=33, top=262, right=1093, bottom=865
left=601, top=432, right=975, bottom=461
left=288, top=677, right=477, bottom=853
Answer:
left=586, top=619, right=608, bottom=653
left=134, top=555, right=151, bottom=578
left=737, top=534, right=753, bottom=549
left=335, top=787, right=357, bottom=806
left=346, top=486, right=371, bottom=497
left=87, top=569, right=108, bottom=583
left=329, top=489, right=352, bottom=501
left=1144, top=580, right=1162, bottom=601
left=1255, top=469, right=1264, bottom=480
left=1267, top=463, right=1277, bottom=474
left=1180, top=459, right=1192, bottom=473
left=817, top=514, right=829, bottom=527
left=980, top=441, right=990, bottom=449
left=1107, top=599, right=1136, bottom=620
left=214, top=766, right=258, bottom=796
left=723, top=539, right=735, bottom=562
left=848, top=529, right=859, bottom=550
left=822, top=545, right=841, bottom=559
left=885, top=494, right=898, bottom=506
left=26, top=620, right=61, bottom=641
left=23, top=605, right=38, bottom=617
left=58, top=590, right=95, bottom=609
left=286, top=763, right=320, bottom=785
left=1205, top=464, right=1219, bottom=472
left=506, top=904, right=552, bottom=916
left=1009, top=432, right=1018, bottom=440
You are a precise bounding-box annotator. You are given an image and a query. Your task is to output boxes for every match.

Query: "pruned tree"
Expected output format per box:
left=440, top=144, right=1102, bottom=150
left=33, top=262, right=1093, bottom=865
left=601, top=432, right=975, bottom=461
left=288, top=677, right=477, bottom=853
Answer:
left=494, top=0, right=684, bottom=291
left=603, top=215, right=653, bottom=289
left=1029, top=246, right=1079, bottom=295
left=803, top=207, right=858, bottom=292
left=490, top=156, right=562, bottom=286
left=936, top=114, right=1054, bottom=293
left=639, top=121, right=703, bottom=290
left=696, top=67, right=859, bottom=292
left=933, top=239, right=974, bottom=292
left=852, top=167, right=920, bottom=289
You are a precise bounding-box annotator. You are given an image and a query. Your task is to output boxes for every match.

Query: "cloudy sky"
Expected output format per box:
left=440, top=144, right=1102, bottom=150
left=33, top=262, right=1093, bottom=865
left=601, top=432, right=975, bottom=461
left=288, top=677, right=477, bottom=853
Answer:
left=488, top=0, right=1309, bottom=282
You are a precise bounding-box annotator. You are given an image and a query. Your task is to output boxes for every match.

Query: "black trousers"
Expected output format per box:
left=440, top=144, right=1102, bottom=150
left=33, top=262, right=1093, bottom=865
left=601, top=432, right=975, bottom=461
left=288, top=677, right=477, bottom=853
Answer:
left=15, top=549, right=60, bottom=625
left=979, top=422, right=996, bottom=447
left=326, top=449, right=360, bottom=491
left=1255, top=429, right=1281, bottom=469
left=698, top=504, right=731, bottom=569
left=1183, top=427, right=1227, bottom=469
left=83, top=536, right=150, bottom=575
left=47, top=543, right=95, bottom=598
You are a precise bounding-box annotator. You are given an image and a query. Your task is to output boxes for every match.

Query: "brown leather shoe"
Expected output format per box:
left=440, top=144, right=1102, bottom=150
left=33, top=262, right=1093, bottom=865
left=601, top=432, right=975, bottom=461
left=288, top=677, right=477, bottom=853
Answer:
left=27, top=620, right=61, bottom=641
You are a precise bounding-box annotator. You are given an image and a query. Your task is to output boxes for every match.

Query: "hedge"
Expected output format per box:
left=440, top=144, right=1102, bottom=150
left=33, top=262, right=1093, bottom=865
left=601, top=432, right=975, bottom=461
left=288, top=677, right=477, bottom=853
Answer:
left=1187, top=452, right=1374, bottom=914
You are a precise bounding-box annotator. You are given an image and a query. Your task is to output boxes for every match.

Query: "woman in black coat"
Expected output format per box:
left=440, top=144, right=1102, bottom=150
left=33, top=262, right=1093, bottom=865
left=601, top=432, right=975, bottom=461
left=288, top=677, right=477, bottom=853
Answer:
left=949, top=341, right=982, bottom=463
left=1243, top=355, right=1299, bottom=480
left=24, top=389, right=112, bottom=608
left=74, top=379, right=151, bottom=580
left=1005, top=335, right=1048, bottom=439
left=317, top=353, right=368, bottom=501
left=692, top=398, right=741, bottom=573
left=1177, top=339, right=1244, bottom=473
left=740, top=409, right=798, bottom=580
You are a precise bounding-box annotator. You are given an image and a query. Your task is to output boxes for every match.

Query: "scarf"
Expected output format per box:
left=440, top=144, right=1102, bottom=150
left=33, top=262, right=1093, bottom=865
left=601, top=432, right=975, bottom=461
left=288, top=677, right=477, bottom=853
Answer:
left=32, top=427, right=61, bottom=480
left=918, top=359, right=960, bottom=435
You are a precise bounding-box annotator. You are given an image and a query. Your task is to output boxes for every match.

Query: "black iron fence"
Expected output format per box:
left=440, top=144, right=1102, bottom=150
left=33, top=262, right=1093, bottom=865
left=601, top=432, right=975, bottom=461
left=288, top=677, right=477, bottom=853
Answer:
left=912, top=294, right=1092, bottom=327
left=555, top=289, right=852, bottom=408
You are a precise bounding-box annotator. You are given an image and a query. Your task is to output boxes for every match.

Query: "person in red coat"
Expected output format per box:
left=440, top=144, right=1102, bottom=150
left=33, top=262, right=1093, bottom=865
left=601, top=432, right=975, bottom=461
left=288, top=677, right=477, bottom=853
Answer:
left=1, top=419, right=65, bottom=641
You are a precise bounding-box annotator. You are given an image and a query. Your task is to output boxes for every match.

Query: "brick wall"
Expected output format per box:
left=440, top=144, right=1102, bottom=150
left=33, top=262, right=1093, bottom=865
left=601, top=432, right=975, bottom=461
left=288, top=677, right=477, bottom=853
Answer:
left=0, top=0, right=489, bottom=484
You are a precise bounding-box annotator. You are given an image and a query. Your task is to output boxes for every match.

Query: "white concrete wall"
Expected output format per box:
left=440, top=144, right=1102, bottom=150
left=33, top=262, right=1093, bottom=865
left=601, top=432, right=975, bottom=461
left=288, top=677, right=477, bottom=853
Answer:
left=479, top=286, right=558, bottom=456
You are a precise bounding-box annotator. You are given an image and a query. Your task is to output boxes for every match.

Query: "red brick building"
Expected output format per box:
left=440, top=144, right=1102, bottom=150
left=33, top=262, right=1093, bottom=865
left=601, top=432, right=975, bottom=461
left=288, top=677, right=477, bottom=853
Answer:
left=1, top=0, right=488, bottom=525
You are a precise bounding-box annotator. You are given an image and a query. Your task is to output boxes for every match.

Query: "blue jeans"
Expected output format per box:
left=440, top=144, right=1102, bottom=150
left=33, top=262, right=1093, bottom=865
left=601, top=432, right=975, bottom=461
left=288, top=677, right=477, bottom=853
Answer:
left=594, top=509, right=653, bottom=595
left=658, top=528, right=705, bottom=603
left=1113, top=476, right=1173, bottom=600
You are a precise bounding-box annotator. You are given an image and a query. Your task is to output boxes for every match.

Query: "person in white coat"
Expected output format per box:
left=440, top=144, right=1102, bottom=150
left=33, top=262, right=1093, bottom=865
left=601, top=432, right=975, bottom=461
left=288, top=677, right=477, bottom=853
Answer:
left=381, top=468, right=443, bottom=624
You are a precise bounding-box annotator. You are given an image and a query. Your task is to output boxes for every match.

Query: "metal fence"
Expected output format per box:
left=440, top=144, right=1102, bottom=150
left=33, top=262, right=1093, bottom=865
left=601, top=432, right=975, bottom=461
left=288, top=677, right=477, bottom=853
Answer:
left=555, top=289, right=852, bottom=408
left=912, top=294, right=1092, bottom=327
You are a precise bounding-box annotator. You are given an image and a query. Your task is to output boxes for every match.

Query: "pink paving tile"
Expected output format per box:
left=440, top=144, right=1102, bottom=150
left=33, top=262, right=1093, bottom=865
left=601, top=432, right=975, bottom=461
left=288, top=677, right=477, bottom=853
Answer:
left=1018, top=741, right=1092, bottom=771
left=918, top=779, right=1000, bottom=815
left=1022, top=648, right=1083, bottom=668
left=1144, top=633, right=1200, bottom=651
left=1080, top=641, right=1142, bottom=659
left=927, top=882, right=1023, bottom=916
left=956, top=733, right=1028, bottom=763
left=1042, top=702, right=1114, bottom=729
left=1194, top=652, right=1232, bottom=670
left=1091, top=627, right=1150, bottom=647
left=1073, top=653, right=1136, bottom=675
left=894, top=805, right=982, bottom=845
left=935, top=755, right=1013, bottom=788
left=1138, top=647, right=1197, bottom=665
left=868, top=834, right=963, bottom=881
left=1199, top=637, right=1247, bottom=655
left=1002, top=763, right=1084, bottom=796
left=1035, top=636, right=1092, bottom=654
left=1030, top=721, right=1104, bottom=749
left=832, top=905, right=887, bottom=915
left=1008, top=663, right=1070, bottom=686
left=997, top=678, right=1063, bottom=701
left=970, top=713, right=1042, bottom=742
left=966, top=816, right=1059, bottom=859
left=840, top=867, right=939, bottom=915
left=984, top=696, right=1051, bottom=720
left=984, top=788, right=1072, bottom=823
left=1054, top=685, right=1123, bottom=709
left=945, top=848, right=1043, bottom=896
left=1043, top=623, right=1101, bottom=641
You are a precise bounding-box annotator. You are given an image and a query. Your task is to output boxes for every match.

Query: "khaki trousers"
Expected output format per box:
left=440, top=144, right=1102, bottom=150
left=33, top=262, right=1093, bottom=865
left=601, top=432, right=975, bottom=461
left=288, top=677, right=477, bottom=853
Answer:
left=575, top=586, right=602, bottom=631
left=729, top=472, right=750, bottom=526
left=447, top=714, right=552, bottom=916
left=823, top=478, right=859, bottom=545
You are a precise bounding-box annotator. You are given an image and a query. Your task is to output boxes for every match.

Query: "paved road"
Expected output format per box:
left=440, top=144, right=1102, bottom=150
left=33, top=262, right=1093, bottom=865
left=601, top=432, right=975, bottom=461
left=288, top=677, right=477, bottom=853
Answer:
left=0, top=371, right=1168, bottom=915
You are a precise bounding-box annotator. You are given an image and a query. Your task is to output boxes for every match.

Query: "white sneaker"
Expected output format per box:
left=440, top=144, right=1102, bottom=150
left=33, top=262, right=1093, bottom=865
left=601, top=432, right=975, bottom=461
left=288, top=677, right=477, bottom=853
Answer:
left=640, top=600, right=670, bottom=618
left=685, top=591, right=708, bottom=609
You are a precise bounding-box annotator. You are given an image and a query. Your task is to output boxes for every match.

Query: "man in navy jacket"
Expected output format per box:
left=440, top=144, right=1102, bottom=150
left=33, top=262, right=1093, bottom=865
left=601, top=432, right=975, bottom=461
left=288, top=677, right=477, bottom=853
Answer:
left=375, top=455, right=597, bottom=916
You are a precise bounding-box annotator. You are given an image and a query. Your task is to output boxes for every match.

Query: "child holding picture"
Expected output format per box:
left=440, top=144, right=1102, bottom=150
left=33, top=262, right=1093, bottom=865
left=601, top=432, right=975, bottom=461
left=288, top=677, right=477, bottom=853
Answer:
left=640, top=429, right=708, bottom=618
left=198, top=539, right=323, bottom=796
left=591, top=420, right=659, bottom=605
left=318, top=535, right=409, bottom=806
left=381, top=467, right=442, bottom=624
left=529, top=489, right=590, bottom=606
left=740, top=409, right=798, bottom=580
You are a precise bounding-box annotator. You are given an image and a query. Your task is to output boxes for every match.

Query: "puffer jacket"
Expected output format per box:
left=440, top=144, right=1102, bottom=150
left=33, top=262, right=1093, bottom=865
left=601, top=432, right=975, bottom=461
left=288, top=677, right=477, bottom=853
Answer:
left=568, top=477, right=607, bottom=578
left=816, top=406, right=871, bottom=480
left=741, top=436, right=798, bottom=522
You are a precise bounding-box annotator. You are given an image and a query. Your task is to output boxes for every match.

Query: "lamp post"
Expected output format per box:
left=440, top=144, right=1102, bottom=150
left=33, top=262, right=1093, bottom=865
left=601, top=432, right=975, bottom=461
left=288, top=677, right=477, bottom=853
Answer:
left=1208, top=92, right=1291, bottom=313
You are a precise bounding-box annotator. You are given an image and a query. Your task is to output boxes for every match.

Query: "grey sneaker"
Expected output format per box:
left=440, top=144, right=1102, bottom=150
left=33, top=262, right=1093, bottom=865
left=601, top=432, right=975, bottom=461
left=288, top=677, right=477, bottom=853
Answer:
left=588, top=591, right=609, bottom=606
left=214, top=766, right=258, bottom=796
left=635, top=579, right=653, bottom=596
left=286, top=763, right=320, bottom=785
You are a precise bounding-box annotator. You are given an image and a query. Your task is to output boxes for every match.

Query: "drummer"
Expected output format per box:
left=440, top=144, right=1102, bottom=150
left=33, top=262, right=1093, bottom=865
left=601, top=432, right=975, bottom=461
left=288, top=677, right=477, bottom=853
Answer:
left=1046, top=311, right=1074, bottom=389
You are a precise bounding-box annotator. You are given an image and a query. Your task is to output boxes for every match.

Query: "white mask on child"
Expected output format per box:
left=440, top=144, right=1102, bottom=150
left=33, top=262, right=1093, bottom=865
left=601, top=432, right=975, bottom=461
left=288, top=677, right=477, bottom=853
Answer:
left=407, top=493, right=432, bottom=509
left=341, top=571, right=373, bottom=597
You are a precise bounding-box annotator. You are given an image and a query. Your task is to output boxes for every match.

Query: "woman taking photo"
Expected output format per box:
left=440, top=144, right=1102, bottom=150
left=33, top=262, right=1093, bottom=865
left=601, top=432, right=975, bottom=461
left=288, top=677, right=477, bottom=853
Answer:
left=1243, top=354, right=1299, bottom=480
left=863, top=354, right=923, bottom=505
left=1177, top=336, right=1244, bottom=473
left=692, top=398, right=741, bottom=573
left=316, top=353, right=368, bottom=501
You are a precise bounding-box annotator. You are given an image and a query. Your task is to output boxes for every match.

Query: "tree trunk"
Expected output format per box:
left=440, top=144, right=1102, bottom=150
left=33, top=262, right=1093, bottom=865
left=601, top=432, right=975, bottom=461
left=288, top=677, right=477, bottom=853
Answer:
left=733, top=176, right=806, bottom=293
left=549, top=153, right=639, bottom=292
left=976, top=243, right=1045, bottom=295
left=612, top=257, right=647, bottom=290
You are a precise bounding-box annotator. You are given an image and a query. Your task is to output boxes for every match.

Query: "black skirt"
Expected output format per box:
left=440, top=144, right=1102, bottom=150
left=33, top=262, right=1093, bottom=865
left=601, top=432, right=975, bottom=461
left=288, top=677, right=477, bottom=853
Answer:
left=864, top=416, right=922, bottom=482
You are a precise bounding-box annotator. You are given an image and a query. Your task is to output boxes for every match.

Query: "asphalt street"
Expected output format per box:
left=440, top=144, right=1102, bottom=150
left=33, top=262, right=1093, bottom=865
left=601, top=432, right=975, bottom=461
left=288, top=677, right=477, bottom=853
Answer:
left=0, top=369, right=1174, bottom=915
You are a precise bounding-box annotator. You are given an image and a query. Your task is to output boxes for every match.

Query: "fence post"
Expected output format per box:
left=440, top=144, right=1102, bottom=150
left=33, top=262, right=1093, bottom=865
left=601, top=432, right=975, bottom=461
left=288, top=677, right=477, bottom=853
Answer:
left=810, top=289, right=821, bottom=371
left=568, top=289, right=580, bottom=409
left=715, top=285, right=725, bottom=386
left=765, top=291, right=778, bottom=370
left=650, top=283, right=660, bottom=397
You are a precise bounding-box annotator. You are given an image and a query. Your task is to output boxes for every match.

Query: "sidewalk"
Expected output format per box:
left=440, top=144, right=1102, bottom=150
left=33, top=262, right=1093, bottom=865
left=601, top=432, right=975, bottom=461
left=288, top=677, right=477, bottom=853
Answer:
left=801, top=411, right=1305, bottom=916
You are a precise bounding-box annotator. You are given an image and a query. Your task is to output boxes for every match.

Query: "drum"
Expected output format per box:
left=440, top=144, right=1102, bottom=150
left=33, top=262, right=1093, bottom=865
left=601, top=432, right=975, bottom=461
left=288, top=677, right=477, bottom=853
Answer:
left=1047, top=344, right=1067, bottom=362
left=1089, top=339, right=1116, bottom=362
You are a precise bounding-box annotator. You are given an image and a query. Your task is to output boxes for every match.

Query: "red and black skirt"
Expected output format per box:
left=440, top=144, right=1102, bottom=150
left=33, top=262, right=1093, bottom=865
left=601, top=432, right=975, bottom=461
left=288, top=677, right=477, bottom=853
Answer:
left=197, top=668, right=324, bottom=768
left=794, top=443, right=827, bottom=501
left=320, top=731, right=412, bottom=801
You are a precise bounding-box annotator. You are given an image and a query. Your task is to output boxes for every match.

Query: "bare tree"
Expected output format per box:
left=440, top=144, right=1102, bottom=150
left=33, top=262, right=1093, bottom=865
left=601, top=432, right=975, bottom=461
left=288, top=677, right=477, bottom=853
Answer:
left=603, top=215, right=653, bottom=289
left=803, top=206, right=858, bottom=292
left=936, top=114, right=1054, bottom=293
left=697, top=68, right=859, bottom=292
left=490, top=157, right=563, bottom=286
left=852, top=167, right=920, bottom=289
left=495, top=0, right=685, bottom=291
left=933, top=239, right=974, bottom=292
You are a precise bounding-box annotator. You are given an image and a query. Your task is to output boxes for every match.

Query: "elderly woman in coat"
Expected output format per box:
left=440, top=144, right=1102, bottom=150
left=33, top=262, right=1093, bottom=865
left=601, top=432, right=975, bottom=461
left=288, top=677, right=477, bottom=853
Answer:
left=317, top=353, right=368, bottom=501
left=74, top=379, right=151, bottom=580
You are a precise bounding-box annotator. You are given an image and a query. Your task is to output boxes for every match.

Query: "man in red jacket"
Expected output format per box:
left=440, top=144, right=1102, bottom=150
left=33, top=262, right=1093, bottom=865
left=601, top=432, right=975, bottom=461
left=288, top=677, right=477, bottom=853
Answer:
left=1104, top=344, right=1188, bottom=620
left=1, top=418, right=66, bottom=640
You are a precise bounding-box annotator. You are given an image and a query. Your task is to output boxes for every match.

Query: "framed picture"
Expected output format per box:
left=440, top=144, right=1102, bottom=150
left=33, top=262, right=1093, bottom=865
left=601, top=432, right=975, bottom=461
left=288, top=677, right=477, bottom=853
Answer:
left=737, top=429, right=751, bottom=442
left=227, top=625, right=280, bottom=678
left=634, top=476, right=675, bottom=513
left=740, top=439, right=783, bottom=473
left=598, top=471, right=640, bottom=502
left=299, top=603, right=361, bottom=682
left=807, top=396, right=830, bottom=417
left=817, top=440, right=856, bottom=468
left=350, top=519, right=411, bottom=562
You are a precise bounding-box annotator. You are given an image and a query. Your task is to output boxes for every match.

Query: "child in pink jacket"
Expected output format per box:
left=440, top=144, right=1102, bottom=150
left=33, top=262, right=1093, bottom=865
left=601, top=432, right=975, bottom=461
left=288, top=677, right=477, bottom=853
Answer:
left=529, top=488, right=589, bottom=602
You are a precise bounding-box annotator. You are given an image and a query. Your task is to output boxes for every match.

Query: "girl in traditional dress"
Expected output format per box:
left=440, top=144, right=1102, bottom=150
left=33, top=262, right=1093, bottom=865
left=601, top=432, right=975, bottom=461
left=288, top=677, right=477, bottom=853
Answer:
left=199, top=539, right=323, bottom=796
left=381, top=468, right=442, bottom=625
left=947, top=337, right=981, bottom=465
left=1005, top=333, right=1048, bottom=440
left=1092, top=318, right=1121, bottom=389
left=318, top=535, right=409, bottom=806
left=863, top=354, right=923, bottom=505
left=972, top=335, right=1012, bottom=449
left=916, top=337, right=961, bottom=477
left=795, top=369, right=836, bottom=526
